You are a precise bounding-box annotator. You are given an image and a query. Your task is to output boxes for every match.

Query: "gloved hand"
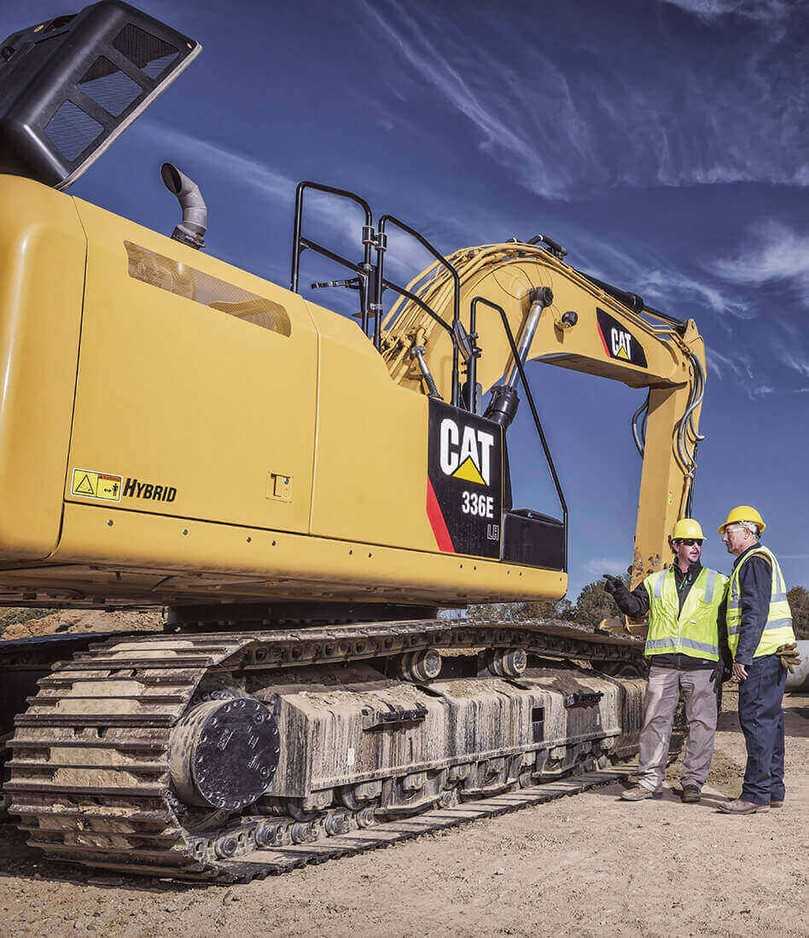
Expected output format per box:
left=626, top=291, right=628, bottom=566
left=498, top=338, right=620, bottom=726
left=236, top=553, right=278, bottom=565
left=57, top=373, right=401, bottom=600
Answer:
left=776, top=642, right=801, bottom=673
left=602, top=574, right=625, bottom=595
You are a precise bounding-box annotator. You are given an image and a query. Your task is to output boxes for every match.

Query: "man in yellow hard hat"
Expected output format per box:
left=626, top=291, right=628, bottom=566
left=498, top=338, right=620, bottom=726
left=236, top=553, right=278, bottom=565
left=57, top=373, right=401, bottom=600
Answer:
left=716, top=506, right=795, bottom=815
left=604, top=518, right=727, bottom=803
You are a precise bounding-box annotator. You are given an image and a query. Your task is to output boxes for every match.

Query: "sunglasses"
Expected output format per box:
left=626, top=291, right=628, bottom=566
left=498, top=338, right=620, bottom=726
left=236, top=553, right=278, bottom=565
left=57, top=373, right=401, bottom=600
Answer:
left=673, top=539, right=703, bottom=547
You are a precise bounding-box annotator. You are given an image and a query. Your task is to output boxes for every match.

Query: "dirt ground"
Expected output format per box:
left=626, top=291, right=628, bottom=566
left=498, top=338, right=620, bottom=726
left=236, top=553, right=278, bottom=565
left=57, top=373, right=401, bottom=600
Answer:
left=0, top=608, right=162, bottom=641
left=1, top=688, right=808, bottom=937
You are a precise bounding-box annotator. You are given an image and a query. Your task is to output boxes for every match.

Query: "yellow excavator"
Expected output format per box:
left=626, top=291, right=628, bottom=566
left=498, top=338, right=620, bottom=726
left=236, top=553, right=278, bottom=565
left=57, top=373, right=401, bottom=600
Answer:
left=0, top=2, right=706, bottom=881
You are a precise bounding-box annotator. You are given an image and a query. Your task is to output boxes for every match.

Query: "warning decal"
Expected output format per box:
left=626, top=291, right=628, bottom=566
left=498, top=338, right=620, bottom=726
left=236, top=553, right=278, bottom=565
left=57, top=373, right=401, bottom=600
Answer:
left=71, top=468, right=123, bottom=502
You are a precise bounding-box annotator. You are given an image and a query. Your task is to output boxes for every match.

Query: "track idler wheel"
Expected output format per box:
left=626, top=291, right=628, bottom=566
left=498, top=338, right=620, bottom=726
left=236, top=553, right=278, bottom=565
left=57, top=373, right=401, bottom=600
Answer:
left=170, top=697, right=280, bottom=811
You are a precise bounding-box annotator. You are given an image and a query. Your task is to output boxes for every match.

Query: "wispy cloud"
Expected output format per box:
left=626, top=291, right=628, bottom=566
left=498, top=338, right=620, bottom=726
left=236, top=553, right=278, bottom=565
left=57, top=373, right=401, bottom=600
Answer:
left=359, top=1, right=579, bottom=200
left=707, top=350, right=776, bottom=399
left=358, top=1, right=809, bottom=200
left=638, top=268, right=752, bottom=320
left=143, top=122, right=293, bottom=203
left=708, top=349, right=754, bottom=381
left=773, top=342, right=809, bottom=379
left=584, top=557, right=628, bottom=578
left=659, top=0, right=789, bottom=21
left=712, top=221, right=809, bottom=304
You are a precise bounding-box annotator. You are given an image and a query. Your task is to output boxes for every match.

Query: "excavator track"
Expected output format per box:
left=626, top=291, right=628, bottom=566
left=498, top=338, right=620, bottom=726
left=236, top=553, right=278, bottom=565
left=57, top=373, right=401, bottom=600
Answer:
left=4, top=620, right=645, bottom=883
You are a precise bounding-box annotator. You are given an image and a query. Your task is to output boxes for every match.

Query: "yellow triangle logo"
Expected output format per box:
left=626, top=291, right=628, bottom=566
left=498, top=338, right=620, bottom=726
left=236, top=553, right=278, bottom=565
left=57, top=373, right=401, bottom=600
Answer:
left=452, top=456, right=485, bottom=485
left=74, top=473, right=95, bottom=496
left=615, top=345, right=629, bottom=360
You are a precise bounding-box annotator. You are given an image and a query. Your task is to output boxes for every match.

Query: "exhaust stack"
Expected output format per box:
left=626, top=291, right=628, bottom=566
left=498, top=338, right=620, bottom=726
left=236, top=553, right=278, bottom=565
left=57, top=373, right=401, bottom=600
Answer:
left=161, top=162, right=207, bottom=249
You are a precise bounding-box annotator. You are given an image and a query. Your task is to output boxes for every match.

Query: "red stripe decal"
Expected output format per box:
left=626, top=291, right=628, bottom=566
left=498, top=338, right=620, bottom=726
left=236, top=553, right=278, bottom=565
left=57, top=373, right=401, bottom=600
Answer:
left=426, top=479, right=455, bottom=553
left=597, top=322, right=611, bottom=357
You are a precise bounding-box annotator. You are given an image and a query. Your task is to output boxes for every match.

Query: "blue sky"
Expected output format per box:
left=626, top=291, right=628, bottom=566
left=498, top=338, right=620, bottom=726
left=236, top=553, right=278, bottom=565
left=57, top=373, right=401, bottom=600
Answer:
left=5, top=0, right=809, bottom=598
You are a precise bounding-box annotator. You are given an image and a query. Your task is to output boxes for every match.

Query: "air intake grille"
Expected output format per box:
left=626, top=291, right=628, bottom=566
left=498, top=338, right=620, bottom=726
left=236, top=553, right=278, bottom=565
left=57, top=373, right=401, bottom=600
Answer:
left=124, top=242, right=293, bottom=338
left=44, top=100, right=103, bottom=160
left=79, top=56, right=142, bottom=116
left=113, top=23, right=179, bottom=77
left=0, top=2, right=200, bottom=188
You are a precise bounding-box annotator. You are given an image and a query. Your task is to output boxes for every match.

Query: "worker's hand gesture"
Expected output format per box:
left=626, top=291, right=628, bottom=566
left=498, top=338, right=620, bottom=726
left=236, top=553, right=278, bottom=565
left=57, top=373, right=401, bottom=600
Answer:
left=731, top=662, right=748, bottom=683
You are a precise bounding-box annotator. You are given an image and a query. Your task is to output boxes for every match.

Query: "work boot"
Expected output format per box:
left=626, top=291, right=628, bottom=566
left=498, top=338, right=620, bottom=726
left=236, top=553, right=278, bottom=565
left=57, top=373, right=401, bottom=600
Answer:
left=717, top=799, right=770, bottom=815
left=771, top=799, right=784, bottom=808
left=680, top=785, right=701, bottom=804
left=620, top=785, right=662, bottom=802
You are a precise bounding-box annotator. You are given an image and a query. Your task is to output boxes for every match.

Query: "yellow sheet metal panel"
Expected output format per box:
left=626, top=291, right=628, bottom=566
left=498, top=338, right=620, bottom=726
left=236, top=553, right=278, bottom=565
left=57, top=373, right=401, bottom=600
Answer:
left=49, top=502, right=567, bottom=604
left=306, top=300, right=437, bottom=551
left=0, top=177, right=85, bottom=560
left=67, top=199, right=318, bottom=534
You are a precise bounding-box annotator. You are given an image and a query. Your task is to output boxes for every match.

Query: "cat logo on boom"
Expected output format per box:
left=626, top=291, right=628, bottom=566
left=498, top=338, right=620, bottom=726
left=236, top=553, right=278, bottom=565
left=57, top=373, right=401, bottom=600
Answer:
left=596, top=308, right=648, bottom=368
left=610, top=327, right=633, bottom=361
left=439, top=417, right=495, bottom=487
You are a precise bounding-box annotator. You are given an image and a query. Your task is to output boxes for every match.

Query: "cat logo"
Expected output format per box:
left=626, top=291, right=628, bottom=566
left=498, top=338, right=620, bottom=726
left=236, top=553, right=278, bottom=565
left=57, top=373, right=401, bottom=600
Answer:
left=439, top=418, right=495, bottom=486
left=596, top=308, right=648, bottom=368
left=610, top=327, right=633, bottom=361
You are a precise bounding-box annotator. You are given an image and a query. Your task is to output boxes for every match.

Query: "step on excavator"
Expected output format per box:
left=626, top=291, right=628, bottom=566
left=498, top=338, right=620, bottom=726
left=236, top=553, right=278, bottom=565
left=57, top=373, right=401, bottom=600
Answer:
left=0, top=2, right=707, bottom=881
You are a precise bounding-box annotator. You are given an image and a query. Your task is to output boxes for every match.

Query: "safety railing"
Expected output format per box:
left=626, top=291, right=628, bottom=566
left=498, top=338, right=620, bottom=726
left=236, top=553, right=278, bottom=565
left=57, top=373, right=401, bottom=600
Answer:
left=469, top=295, right=568, bottom=571
left=289, top=181, right=465, bottom=409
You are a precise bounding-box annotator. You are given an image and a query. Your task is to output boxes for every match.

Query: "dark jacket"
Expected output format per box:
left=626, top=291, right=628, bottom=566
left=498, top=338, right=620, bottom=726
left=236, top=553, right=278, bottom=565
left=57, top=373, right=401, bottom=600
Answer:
left=611, top=561, right=723, bottom=671
left=731, top=544, right=773, bottom=667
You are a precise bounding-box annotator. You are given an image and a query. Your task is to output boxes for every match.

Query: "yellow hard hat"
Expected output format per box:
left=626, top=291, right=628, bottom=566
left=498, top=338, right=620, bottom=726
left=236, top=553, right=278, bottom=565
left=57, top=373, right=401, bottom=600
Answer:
left=671, top=518, right=705, bottom=541
left=717, top=505, right=766, bottom=535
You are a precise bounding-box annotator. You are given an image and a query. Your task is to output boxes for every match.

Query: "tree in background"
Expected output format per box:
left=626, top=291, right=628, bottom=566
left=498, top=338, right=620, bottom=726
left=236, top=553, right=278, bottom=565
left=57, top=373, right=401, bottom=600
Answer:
left=469, top=578, right=618, bottom=625
left=467, top=597, right=574, bottom=623
left=571, top=580, right=620, bottom=628
left=788, top=586, right=809, bottom=639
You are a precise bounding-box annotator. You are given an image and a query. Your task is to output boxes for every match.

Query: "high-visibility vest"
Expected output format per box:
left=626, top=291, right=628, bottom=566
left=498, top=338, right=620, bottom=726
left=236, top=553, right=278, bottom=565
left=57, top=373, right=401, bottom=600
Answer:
left=643, top=566, right=727, bottom=661
left=727, top=545, right=795, bottom=659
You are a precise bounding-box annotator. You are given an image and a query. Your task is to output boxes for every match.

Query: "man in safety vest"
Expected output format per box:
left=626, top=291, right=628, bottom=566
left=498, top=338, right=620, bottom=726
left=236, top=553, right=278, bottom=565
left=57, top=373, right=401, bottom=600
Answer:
left=716, top=506, right=795, bottom=815
left=603, top=518, right=727, bottom=803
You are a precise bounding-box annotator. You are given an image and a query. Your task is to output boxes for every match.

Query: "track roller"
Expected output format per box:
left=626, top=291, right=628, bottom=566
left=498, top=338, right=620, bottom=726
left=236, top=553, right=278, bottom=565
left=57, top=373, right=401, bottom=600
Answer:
left=400, top=647, right=442, bottom=682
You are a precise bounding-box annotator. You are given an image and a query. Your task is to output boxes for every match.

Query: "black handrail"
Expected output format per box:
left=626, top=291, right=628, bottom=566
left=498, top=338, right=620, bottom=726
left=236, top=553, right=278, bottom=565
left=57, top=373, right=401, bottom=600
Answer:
left=290, top=181, right=374, bottom=333
left=380, top=275, right=456, bottom=341
left=289, top=182, right=468, bottom=410
left=470, top=296, right=568, bottom=571
left=375, top=214, right=462, bottom=407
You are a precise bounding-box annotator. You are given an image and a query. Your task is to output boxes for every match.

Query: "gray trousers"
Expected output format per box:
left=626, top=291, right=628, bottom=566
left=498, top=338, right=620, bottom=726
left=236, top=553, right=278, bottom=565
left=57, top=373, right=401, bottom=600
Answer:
left=638, top=665, right=717, bottom=792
